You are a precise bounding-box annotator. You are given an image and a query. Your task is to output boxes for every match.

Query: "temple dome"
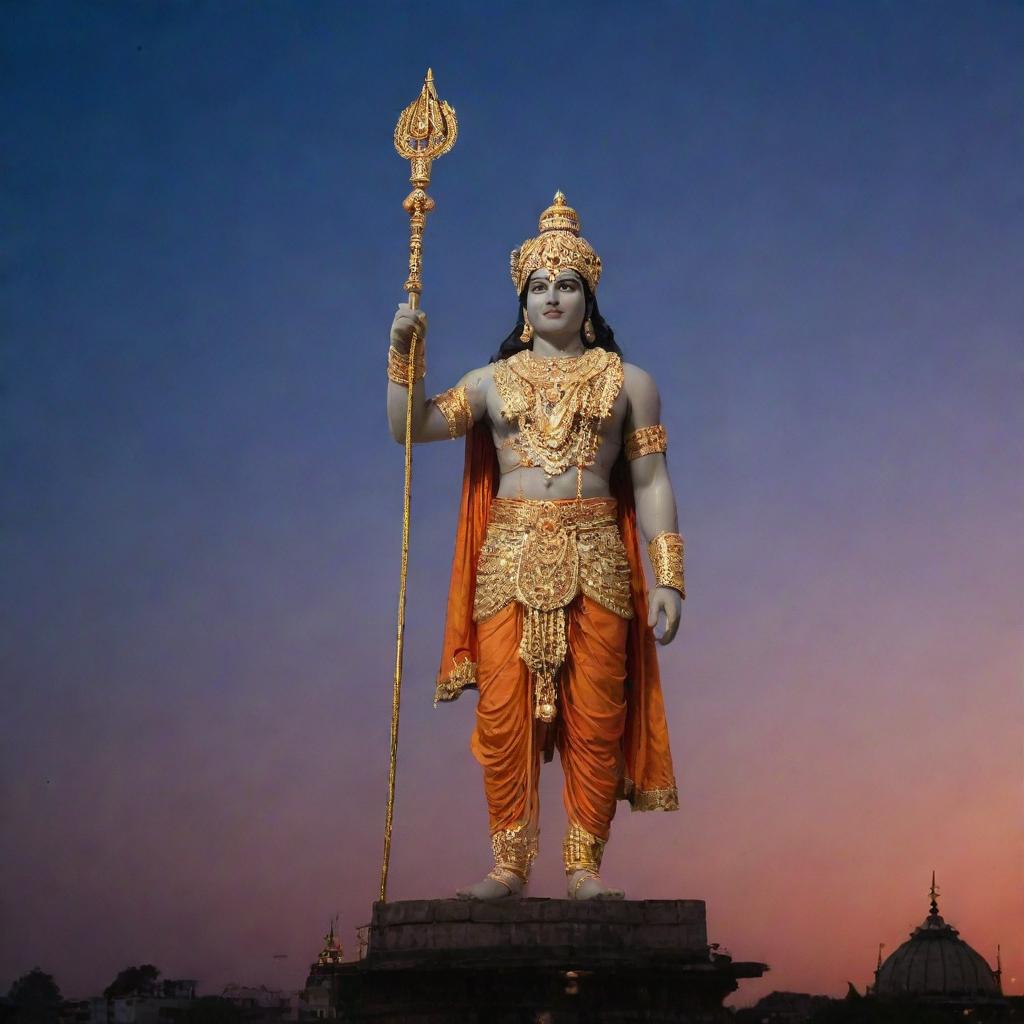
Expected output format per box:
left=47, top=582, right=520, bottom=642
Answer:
left=874, top=875, right=1002, bottom=1004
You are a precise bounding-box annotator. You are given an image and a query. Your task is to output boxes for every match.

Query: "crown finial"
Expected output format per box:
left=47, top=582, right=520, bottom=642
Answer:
left=537, top=191, right=581, bottom=236
left=928, top=870, right=940, bottom=917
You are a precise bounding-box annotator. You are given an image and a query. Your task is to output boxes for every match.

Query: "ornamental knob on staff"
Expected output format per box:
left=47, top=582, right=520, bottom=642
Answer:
left=387, top=181, right=687, bottom=902
left=380, top=69, right=457, bottom=904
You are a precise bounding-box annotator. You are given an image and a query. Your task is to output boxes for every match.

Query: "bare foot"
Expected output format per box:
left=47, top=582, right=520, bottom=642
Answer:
left=567, top=869, right=624, bottom=900
left=456, top=868, right=524, bottom=901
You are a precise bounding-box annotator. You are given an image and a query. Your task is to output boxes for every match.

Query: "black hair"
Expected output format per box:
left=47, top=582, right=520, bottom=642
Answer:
left=490, top=277, right=622, bottom=362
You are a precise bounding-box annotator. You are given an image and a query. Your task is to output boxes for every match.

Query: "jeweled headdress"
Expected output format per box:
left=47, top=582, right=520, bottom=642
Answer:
left=510, top=191, right=602, bottom=294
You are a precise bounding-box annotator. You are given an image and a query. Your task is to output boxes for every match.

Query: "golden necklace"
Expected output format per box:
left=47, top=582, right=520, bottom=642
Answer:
left=493, top=349, right=624, bottom=478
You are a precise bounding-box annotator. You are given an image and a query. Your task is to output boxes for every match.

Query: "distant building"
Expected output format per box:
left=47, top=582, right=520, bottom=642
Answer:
left=58, top=1001, right=92, bottom=1024
left=871, top=873, right=1007, bottom=1016
left=220, top=986, right=296, bottom=1023
left=734, top=990, right=832, bottom=1022
left=88, top=996, right=109, bottom=1024
left=299, top=922, right=345, bottom=1021
left=89, top=980, right=196, bottom=1024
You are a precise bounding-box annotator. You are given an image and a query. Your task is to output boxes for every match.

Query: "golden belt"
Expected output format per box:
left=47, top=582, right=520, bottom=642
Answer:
left=486, top=497, right=619, bottom=532
left=474, top=497, right=634, bottom=723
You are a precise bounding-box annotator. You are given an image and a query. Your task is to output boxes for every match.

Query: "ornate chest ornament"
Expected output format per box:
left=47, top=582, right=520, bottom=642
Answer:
left=493, top=348, right=624, bottom=479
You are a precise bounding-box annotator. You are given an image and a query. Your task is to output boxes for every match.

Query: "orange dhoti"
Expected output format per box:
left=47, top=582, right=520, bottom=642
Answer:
left=466, top=495, right=638, bottom=877
left=472, top=594, right=629, bottom=843
left=435, top=433, right=680, bottom=881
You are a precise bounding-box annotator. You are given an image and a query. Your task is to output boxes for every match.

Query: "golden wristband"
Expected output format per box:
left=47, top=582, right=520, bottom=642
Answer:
left=648, top=532, right=685, bottom=598
left=387, top=344, right=425, bottom=385
left=625, top=424, right=667, bottom=460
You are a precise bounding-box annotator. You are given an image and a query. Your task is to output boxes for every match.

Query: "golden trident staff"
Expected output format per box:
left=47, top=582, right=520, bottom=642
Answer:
left=380, top=69, right=458, bottom=903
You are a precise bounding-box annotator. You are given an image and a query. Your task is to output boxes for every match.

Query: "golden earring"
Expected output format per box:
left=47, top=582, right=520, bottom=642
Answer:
left=520, top=310, right=534, bottom=343
left=583, top=318, right=596, bottom=343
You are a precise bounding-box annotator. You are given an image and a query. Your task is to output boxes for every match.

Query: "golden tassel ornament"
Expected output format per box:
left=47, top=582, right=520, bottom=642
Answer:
left=380, top=70, right=458, bottom=904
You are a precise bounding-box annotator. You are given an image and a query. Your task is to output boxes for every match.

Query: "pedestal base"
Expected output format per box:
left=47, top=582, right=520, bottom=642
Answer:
left=325, top=898, right=767, bottom=1023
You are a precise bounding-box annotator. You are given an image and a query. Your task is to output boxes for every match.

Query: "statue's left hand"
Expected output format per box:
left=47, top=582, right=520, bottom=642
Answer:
left=647, top=586, right=682, bottom=645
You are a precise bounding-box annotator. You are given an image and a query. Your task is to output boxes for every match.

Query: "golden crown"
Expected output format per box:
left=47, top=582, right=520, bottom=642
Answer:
left=510, top=192, right=602, bottom=294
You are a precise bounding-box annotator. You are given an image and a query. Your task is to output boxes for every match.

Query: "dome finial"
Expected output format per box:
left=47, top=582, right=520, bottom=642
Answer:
left=929, top=870, right=940, bottom=917
left=317, top=914, right=344, bottom=966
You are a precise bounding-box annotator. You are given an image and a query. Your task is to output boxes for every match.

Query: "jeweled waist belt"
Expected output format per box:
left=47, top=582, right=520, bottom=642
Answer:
left=487, top=497, right=618, bottom=533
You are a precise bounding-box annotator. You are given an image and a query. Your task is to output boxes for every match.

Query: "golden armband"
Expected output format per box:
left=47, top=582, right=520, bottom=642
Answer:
left=387, top=344, right=425, bottom=385
left=625, top=424, right=667, bottom=460
left=647, top=531, right=685, bottom=598
left=430, top=384, right=473, bottom=439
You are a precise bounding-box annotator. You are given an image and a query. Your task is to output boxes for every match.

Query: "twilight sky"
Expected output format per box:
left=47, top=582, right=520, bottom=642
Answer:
left=2, top=0, right=1022, bottom=1008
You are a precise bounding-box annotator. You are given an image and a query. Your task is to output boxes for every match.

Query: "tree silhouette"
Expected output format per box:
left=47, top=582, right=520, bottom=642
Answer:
left=103, top=966, right=161, bottom=1000
left=7, top=970, right=62, bottom=1024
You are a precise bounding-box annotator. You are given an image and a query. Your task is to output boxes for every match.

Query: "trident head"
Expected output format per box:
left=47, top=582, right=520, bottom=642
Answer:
left=394, top=69, right=458, bottom=188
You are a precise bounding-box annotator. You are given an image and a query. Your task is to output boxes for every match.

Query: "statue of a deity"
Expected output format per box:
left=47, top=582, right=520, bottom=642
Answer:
left=386, top=192, right=684, bottom=901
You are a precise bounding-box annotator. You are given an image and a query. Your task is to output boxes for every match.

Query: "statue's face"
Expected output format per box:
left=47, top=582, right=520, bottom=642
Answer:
left=525, top=269, right=587, bottom=338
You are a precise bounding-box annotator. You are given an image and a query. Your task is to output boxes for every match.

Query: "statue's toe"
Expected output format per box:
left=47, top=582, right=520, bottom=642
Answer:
left=567, top=869, right=625, bottom=901
left=456, top=869, right=523, bottom=901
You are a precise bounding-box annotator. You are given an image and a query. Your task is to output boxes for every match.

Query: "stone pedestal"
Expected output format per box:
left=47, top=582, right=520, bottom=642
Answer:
left=328, top=898, right=766, bottom=1023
